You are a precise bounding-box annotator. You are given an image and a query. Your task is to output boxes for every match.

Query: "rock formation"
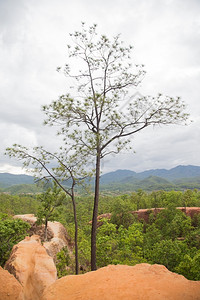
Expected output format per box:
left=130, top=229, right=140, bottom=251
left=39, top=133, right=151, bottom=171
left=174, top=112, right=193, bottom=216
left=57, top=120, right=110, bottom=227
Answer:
left=14, top=214, right=72, bottom=261
left=4, top=235, right=57, bottom=300
left=14, top=214, right=37, bottom=224
left=43, top=221, right=72, bottom=261
left=41, top=264, right=200, bottom=300
left=89, top=212, right=112, bottom=227
left=132, top=208, right=164, bottom=222
left=132, top=207, right=200, bottom=222
left=0, top=266, right=23, bottom=300
left=179, top=207, right=200, bottom=218
left=95, top=207, right=200, bottom=224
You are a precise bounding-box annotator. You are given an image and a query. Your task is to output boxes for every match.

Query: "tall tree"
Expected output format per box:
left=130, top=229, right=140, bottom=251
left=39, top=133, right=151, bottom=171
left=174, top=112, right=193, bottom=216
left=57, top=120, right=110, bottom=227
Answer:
left=6, top=145, right=87, bottom=275
left=42, top=23, right=189, bottom=270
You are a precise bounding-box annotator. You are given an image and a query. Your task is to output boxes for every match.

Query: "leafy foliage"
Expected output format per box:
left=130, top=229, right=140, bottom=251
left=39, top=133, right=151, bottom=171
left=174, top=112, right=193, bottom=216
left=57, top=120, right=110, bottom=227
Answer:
left=110, top=196, right=137, bottom=228
left=0, top=213, right=30, bottom=266
left=56, top=246, right=71, bottom=278
left=0, top=193, right=39, bottom=215
left=145, top=239, right=189, bottom=271
left=175, top=252, right=200, bottom=280
left=96, top=220, right=146, bottom=267
left=36, top=182, right=65, bottom=224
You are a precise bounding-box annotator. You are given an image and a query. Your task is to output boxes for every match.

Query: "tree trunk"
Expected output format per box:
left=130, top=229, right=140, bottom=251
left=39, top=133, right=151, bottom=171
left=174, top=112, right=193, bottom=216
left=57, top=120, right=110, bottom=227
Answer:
left=91, top=149, right=101, bottom=271
left=44, top=219, right=48, bottom=242
left=71, top=190, right=79, bottom=275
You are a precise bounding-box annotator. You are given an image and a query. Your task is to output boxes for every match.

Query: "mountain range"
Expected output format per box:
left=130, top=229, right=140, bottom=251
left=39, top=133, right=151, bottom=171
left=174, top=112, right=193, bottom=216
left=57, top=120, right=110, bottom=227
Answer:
left=0, top=173, right=34, bottom=188
left=1, top=165, right=200, bottom=193
left=99, top=165, right=200, bottom=184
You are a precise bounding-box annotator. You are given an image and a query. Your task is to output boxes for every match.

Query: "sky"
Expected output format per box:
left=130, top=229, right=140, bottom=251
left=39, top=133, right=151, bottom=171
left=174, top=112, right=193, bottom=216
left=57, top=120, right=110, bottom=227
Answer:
left=0, top=0, right=200, bottom=174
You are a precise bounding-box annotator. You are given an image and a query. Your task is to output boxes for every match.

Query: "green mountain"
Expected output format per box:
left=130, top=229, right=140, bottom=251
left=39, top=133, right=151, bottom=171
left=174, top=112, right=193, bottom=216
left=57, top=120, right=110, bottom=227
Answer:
left=1, top=165, right=200, bottom=194
left=99, top=165, right=200, bottom=192
left=2, top=184, right=44, bottom=195
left=138, top=176, right=175, bottom=190
left=100, top=165, right=200, bottom=183
left=0, top=173, right=34, bottom=188
left=100, top=175, right=176, bottom=193
left=137, top=165, right=200, bottom=180
left=100, top=169, right=136, bottom=184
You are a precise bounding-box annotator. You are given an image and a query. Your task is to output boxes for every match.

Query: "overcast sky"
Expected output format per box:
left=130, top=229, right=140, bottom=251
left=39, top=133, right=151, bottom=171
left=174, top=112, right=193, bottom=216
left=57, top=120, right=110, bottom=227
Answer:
left=0, top=0, right=200, bottom=174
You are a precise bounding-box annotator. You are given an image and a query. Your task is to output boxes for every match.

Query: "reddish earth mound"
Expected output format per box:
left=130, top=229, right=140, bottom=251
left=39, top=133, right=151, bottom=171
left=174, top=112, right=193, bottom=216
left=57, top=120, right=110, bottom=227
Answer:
left=41, top=264, right=200, bottom=300
left=4, top=235, right=57, bottom=300
left=14, top=214, right=72, bottom=261
left=95, top=207, right=200, bottom=224
left=133, top=207, right=200, bottom=222
left=0, top=266, right=23, bottom=300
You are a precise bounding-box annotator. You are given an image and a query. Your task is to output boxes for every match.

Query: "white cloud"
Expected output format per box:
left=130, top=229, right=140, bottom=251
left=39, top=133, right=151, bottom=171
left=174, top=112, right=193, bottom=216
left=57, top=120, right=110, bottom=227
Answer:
left=0, top=164, right=29, bottom=175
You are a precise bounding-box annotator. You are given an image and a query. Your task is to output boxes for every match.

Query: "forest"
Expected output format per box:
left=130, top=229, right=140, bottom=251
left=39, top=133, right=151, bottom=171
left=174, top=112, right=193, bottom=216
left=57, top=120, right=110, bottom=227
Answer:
left=0, top=188, right=200, bottom=280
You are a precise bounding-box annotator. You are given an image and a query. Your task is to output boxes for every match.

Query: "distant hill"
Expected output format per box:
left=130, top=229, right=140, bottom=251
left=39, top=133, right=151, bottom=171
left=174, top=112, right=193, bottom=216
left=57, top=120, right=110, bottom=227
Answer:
left=0, top=173, right=34, bottom=188
left=137, top=165, right=200, bottom=180
left=3, top=184, right=44, bottom=195
left=99, top=165, right=200, bottom=192
left=100, top=175, right=176, bottom=193
left=100, top=169, right=136, bottom=184
left=101, top=165, right=200, bottom=183
left=1, top=165, right=200, bottom=194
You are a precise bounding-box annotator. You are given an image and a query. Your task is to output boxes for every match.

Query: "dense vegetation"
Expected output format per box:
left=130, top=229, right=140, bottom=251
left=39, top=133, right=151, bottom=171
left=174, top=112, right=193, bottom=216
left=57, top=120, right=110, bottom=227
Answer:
left=1, top=189, right=200, bottom=280
left=0, top=213, right=30, bottom=266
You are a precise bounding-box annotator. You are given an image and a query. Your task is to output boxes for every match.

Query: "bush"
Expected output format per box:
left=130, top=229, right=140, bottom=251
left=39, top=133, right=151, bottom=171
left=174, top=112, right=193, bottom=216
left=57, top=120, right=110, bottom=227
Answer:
left=0, top=214, right=30, bottom=266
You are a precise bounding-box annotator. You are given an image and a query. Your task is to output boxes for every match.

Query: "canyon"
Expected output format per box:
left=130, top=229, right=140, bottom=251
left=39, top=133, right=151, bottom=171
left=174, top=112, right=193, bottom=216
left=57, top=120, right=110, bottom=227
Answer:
left=1, top=213, right=200, bottom=300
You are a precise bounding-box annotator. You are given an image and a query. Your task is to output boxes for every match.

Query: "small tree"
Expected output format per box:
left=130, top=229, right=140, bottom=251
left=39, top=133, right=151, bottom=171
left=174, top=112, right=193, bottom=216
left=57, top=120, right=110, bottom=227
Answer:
left=36, top=182, right=65, bottom=241
left=43, top=23, right=189, bottom=270
left=6, top=145, right=88, bottom=274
